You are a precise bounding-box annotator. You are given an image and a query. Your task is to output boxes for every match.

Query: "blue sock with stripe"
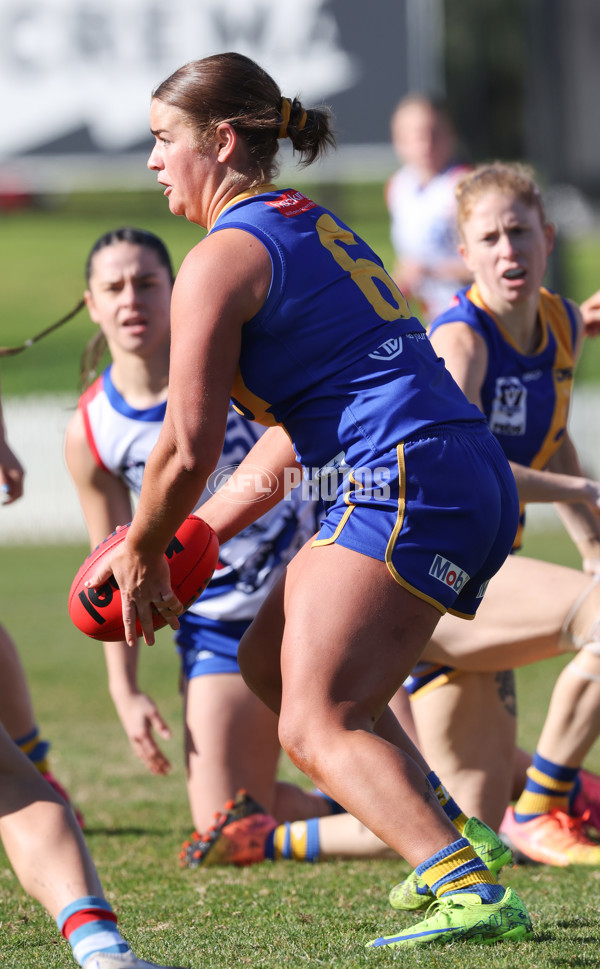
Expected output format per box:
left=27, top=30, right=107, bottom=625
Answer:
left=57, top=896, right=131, bottom=967
left=416, top=838, right=504, bottom=904
left=426, top=770, right=469, bottom=833
left=514, top=752, right=578, bottom=822
left=14, top=725, right=50, bottom=774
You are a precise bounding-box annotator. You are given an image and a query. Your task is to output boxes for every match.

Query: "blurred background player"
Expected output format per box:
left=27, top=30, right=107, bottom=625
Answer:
left=385, top=93, right=473, bottom=323
left=0, top=376, right=24, bottom=504
left=0, top=375, right=83, bottom=826
left=580, top=288, right=600, bottom=336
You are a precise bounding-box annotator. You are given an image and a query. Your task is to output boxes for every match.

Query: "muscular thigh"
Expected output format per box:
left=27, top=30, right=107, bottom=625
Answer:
left=236, top=568, right=287, bottom=712
left=279, top=541, right=442, bottom=728
left=423, top=554, right=592, bottom=671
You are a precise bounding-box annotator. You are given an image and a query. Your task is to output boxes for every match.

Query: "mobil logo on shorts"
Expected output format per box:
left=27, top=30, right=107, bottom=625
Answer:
left=429, top=554, right=470, bottom=591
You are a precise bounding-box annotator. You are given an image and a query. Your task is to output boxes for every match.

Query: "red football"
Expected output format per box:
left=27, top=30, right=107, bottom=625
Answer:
left=68, top=515, right=219, bottom=642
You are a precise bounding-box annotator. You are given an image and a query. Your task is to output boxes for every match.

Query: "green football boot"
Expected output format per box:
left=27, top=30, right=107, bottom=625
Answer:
left=369, top=887, right=532, bottom=948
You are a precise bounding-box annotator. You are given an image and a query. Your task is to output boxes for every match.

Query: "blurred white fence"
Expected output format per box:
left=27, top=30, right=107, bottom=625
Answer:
left=1, top=395, right=86, bottom=545
left=2, top=390, right=600, bottom=546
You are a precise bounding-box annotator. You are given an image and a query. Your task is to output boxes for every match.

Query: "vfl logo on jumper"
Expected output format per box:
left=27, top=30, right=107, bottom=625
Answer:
left=489, top=376, right=526, bottom=437
left=429, top=555, right=470, bottom=591
left=77, top=534, right=186, bottom=627
left=368, top=337, right=403, bottom=361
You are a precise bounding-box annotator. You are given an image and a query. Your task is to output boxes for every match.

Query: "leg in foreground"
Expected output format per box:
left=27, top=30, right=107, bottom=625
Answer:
left=0, top=723, right=185, bottom=968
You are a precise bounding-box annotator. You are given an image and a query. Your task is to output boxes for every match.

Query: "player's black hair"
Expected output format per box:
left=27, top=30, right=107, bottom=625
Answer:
left=84, top=227, right=174, bottom=284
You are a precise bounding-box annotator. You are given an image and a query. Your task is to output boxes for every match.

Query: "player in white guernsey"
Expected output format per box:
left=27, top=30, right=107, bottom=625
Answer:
left=386, top=95, right=473, bottom=323
left=80, top=375, right=315, bottom=638
left=64, top=228, right=340, bottom=851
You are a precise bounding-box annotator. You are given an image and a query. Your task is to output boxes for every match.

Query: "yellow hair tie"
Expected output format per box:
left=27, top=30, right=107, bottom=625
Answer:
left=278, top=97, right=291, bottom=139
left=296, top=109, right=307, bottom=132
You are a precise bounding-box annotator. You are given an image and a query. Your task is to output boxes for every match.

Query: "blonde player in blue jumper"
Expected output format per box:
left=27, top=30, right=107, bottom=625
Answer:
left=391, top=165, right=600, bottom=907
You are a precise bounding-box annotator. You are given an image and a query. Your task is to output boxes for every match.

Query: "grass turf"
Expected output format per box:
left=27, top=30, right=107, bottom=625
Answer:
left=1, top=533, right=600, bottom=967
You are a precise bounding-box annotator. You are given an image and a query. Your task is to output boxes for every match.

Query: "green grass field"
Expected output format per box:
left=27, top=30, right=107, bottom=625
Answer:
left=2, top=188, right=600, bottom=967
left=1, top=529, right=600, bottom=969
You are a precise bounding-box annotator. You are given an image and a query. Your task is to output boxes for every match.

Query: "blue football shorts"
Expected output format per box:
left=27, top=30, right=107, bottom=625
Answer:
left=403, top=661, right=461, bottom=698
left=175, top=612, right=250, bottom=678
left=313, top=421, right=519, bottom=618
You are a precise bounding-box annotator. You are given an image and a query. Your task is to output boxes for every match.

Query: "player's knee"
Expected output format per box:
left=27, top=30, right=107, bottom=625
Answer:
left=565, top=648, right=600, bottom=684
left=560, top=578, right=600, bottom=652
left=278, top=709, right=320, bottom=775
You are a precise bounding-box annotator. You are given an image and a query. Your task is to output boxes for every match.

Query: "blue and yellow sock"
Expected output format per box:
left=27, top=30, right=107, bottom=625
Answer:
left=264, top=818, right=320, bottom=862
left=416, top=838, right=504, bottom=904
left=426, top=770, right=468, bottom=835
left=14, top=725, right=50, bottom=774
left=514, top=752, right=578, bottom=822
left=57, top=896, right=131, bottom=967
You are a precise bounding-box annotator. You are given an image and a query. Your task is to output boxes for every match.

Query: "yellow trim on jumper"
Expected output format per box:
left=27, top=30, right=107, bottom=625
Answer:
left=230, top=372, right=279, bottom=428
left=209, top=183, right=278, bottom=231
left=467, top=282, right=550, bottom=355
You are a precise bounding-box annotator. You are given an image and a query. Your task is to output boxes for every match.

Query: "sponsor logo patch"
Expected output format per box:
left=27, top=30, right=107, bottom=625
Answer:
left=265, top=190, right=317, bottom=217
left=429, top=554, right=470, bottom=591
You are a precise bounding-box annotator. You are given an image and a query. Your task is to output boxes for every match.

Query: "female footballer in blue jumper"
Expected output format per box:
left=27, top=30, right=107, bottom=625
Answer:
left=90, top=52, right=532, bottom=948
